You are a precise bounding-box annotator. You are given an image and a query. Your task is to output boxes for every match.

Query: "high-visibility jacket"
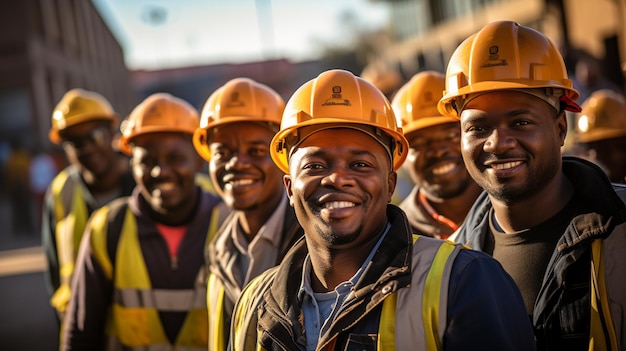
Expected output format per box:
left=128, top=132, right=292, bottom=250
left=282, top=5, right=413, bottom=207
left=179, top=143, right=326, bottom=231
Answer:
left=230, top=205, right=536, bottom=351
left=43, top=166, right=135, bottom=316
left=61, top=185, right=225, bottom=351
left=451, top=157, right=626, bottom=351
left=206, top=200, right=303, bottom=351
left=44, top=169, right=213, bottom=318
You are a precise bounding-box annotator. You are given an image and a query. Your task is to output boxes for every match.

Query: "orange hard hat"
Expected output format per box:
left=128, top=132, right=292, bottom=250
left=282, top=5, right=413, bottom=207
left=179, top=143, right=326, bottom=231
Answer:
left=118, top=93, right=199, bottom=155
left=576, top=89, right=626, bottom=143
left=438, top=21, right=580, bottom=117
left=193, top=78, right=285, bottom=162
left=49, top=89, right=118, bottom=144
left=392, top=71, right=458, bottom=137
left=270, top=69, right=408, bottom=173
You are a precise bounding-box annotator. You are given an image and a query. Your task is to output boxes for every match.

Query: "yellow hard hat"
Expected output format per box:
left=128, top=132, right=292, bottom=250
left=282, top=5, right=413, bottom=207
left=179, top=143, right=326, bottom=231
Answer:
left=438, top=20, right=580, bottom=117
left=392, top=71, right=458, bottom=137
left=193, top=78, right=285, bottom=162
left=118, top=93, right=199, bottom=155
left=576, top=89, right=626, bottom=143
left=49, top=88, right=117, bottom=144
left=270, top=69, right=408, bottom=173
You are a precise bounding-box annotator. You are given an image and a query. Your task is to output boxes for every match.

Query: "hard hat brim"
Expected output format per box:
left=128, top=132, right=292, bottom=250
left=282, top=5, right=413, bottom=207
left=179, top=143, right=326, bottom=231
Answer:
left=270, top=117, right=408, bottom=174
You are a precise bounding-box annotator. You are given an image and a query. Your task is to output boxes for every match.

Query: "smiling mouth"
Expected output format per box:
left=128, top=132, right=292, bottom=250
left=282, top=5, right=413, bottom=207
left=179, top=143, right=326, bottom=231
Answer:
left=155, top=182, right=176, bottom=192
left=432, top=162, right=456, bottom=175
left=491, top=161, right=522, bottom=170
left=324, top=201, right=356, bottom=209
left=229, top=179, right=255, bottom=186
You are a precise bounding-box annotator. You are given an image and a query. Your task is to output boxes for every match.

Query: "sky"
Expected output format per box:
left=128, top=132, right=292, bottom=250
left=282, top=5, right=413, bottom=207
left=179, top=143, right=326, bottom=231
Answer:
left=92, top=0, right=390, bottom=70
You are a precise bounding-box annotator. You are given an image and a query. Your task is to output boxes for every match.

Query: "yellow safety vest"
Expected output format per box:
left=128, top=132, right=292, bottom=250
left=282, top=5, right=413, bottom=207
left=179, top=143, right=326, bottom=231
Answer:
left=207, top=274, right=227, bottom=351
left=590, top=239, right=619, bottom=351
left=90, top=201, right=222, bottom=350
left=49, top=169, right=89, bottom=315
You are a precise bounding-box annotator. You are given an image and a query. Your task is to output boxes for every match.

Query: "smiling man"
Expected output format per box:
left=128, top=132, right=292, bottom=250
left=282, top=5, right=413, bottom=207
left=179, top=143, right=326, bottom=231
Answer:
left=229, top=69, right=536, bottom=351
left=61, top=93, right=223, bottom=350
left=42, top=89, right=135, bottom=323
left=192, top=78, right=303, bottom=351
left=392, top=71, right=482, bottom=239
left=442, top=21, right=626, bottom=350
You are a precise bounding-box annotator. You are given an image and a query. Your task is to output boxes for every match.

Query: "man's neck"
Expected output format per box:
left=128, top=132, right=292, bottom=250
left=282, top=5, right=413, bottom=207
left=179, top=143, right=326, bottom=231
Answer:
left=491, top=174, right=574, bottom=233
left=306, top=223, right=387, bottom=293
left=238, top=193, right=284, bottom=241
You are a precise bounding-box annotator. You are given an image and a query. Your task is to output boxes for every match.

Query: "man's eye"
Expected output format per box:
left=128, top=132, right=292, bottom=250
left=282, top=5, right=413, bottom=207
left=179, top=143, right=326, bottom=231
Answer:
left=303, top=163, right=324, bottom=170
left=249, top=148, right=267, bottom=157
left=466, top=125, right=485, bottom=132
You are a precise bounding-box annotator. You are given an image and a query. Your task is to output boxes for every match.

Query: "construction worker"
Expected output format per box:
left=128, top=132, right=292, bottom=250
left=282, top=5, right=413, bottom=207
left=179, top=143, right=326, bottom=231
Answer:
left=61, top=93, right=223, bottom=350
left=192, top=77, right=304, bottom=350
left=392, top=71, right=482, bottom=239
left=230, top=69, right=536, bottom=350
left=574, top=89, right=626, bottom=183
left=441, top=21, right=626, bottom=350
left=42, top=88, right=135, bottom=321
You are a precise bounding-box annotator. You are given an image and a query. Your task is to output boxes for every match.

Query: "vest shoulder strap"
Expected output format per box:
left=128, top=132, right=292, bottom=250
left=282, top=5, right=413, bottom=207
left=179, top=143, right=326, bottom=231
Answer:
left=90, top=199, right=130, bottom=280
left=50, top=169, right=71, bottom=221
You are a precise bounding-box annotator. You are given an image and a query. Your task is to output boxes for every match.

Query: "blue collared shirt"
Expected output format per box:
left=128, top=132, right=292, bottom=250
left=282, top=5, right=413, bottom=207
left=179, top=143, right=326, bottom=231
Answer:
left=298, top=223, right=391, bottom=351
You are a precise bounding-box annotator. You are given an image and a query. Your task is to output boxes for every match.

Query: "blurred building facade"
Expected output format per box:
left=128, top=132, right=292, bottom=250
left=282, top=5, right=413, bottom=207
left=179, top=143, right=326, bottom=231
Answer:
left=0, top=0, right=136, bottom=152
left=131, top=58, right=328, bottom=110
left=368, top=0, right=626, bottom=96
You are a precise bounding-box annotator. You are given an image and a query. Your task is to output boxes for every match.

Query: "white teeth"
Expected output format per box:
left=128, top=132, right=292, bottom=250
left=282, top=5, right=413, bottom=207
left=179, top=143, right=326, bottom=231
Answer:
left=324, top=201, right=355, bottom=209
left=492, top=161, right=522, bottom=170
left=231, top=179, right=254, bottom=186
left=156, top=183, right=175, bottom=191
left=432, top=162, right=455, bottom=175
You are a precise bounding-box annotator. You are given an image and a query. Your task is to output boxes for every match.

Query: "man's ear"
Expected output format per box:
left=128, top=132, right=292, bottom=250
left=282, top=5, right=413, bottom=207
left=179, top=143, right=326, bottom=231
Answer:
left=284, top=174, right=294, bottom=206
left=387, top=171, right=397, bottom=203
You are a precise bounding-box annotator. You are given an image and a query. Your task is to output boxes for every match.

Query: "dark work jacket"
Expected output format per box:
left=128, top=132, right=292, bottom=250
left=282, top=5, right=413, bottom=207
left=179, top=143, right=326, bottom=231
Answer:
left=230, top=205, right=536, bottom=351
left=453, top=157, right=626, bottom=351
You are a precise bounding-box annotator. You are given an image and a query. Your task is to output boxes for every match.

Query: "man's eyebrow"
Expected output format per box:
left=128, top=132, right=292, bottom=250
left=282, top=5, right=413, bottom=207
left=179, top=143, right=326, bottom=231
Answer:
left=300, top=148, right=377, bottom=158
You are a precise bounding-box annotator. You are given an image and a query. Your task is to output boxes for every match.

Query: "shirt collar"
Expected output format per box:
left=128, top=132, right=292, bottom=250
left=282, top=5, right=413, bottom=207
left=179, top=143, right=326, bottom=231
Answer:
left=232, top=193, right=288, bottom=252
left=298, top=222, right=392, bottom=302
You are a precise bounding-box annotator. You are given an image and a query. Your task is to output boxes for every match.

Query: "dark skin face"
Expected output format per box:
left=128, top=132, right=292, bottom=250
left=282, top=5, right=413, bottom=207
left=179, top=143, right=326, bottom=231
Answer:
left=59, top=120, right=117, bottom=187
left=404, top=122, right=482, bottom=228
left=460, top=91, right=573, bottom=232
left=130, top=132, right=203, bottom=225
left=406, top=122, right=475, bottom=199
left=582, top=137, right=626, bottom=183
left=285, top=128, right=396, bottom=291
left=208, top=122, right=285, bottom=237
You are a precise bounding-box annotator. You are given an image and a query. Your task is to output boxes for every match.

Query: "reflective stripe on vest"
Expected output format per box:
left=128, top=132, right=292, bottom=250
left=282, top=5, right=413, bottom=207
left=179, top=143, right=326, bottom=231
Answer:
left=207, top=274, right=227, bottom=351
left=377, top=236, right=462, bottom=350
left=590, top=239, right=619, bottom=351
left=49, top=170, right=89, bottom=314
left=91, top=204, right=220, bottom=350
